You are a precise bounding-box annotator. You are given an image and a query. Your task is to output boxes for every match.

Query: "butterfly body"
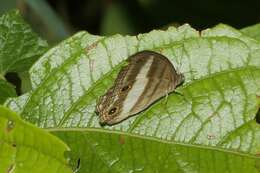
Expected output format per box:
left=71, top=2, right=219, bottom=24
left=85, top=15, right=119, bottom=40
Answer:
left=96, top=50, right=184, bottom=125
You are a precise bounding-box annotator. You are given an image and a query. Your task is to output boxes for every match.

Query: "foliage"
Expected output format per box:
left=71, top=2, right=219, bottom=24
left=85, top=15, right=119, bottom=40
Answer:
left=1, top=10, right=260, bottom=173
left=0, top=10, right=48, bottom=103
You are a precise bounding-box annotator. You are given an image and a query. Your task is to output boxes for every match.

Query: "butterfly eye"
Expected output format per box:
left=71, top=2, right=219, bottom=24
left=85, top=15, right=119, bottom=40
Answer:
left=121, top=85, right=130, bottom=92
left=108, top=107, right=117, bottom=115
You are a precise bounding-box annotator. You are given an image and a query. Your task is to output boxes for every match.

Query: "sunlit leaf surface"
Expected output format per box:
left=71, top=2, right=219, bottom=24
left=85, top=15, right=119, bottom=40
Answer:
left=5, top=24, right=260, bottom=172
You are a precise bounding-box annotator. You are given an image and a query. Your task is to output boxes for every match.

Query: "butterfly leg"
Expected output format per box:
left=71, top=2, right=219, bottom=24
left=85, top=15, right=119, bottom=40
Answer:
left=162, top=89, right=170, bottom=105
left=173, top=91, right=184, bottom=97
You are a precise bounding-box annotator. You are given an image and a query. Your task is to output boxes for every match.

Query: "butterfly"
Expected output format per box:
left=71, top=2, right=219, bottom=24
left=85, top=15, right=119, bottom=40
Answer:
left=96, top=50, right=184, bottom=125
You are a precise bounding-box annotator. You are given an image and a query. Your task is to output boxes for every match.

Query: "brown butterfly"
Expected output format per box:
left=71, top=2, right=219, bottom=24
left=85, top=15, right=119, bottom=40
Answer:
left=96, top=50, right=184, bottom=125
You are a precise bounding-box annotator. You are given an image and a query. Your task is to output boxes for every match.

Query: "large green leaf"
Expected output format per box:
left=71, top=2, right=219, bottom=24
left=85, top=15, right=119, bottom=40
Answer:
left=53, top=66, right=260, bottom=173
left=0, top=10, right=48, bottom=103
left=0, top=106, right=72, bottom=173
left=53, top=125, right=260, bottom=173
left=5, top=24, right=260, bottom=172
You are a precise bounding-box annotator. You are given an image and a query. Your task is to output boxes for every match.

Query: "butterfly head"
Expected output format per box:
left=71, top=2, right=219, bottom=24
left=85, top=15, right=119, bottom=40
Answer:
left=96, top=84, right=132, bottom=125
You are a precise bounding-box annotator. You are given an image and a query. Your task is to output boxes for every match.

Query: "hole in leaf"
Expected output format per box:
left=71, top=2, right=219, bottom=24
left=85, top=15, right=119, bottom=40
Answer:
left=7, top=164, right=15, bottom=173
left=64, top=150, right=80, bottom=171
left=76, top=158, right=81, bottom=169
left=6, top=120, right=15, bottom=132
left=256, top=108, right=260, bottom=124
left=5, top=72, right=21, bottom=95
left=207, top=134, right=216, bottom=140
left=12, top=143, right=16, bottom=147
left=63, top=150, right=71, bottom=163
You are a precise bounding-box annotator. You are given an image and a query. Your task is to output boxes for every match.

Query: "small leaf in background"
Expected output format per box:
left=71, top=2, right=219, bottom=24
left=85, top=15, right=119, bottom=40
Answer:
left=4, top=23, right=260, bottom=172
left=0, top=106, right=72, bottom=173
left=0, top=10, right=48, bottom=74
left=0, top=10, right=48, bottom=103
left=0, top=80, right=16, bottom=104
left=22, top=0, right=70, bottom=43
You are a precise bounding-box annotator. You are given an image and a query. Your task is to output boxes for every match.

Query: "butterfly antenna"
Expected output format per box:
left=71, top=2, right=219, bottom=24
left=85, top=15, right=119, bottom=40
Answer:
left=163, top=89, right=170, bottom=105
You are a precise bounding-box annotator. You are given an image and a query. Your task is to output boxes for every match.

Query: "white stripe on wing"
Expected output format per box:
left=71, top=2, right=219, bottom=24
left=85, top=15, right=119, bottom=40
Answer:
left=121, top=57, right=154, bottom=115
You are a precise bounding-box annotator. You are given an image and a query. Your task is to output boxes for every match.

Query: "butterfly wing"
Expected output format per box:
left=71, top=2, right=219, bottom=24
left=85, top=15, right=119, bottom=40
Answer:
left=127, top=52, right=183, bottom=115
left=96, top=50, right=184, bottom=125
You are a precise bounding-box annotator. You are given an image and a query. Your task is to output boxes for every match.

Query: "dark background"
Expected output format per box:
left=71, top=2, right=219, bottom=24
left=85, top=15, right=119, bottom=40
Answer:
left=1, top=0, right=260, bottom=96
left=1, top=0, right=260, bottom=44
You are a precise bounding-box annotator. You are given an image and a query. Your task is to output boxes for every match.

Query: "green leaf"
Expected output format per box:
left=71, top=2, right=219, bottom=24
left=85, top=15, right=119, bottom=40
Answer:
left=0, top=10, right=48, bottom=74
left=5, top=24, right=260, bottom=172
left=0, top=10, right=48, bottom=103
left=0, top=79, right=16, bottom=104
left=202, top=23, right=260, bottom=50
left=0, top=106, right=72, bottom=173
left=53, top=67, right=260, bottom=173
left=53, top=126, right=260, bottom=173
left=241, top=23, right=260, bottom=41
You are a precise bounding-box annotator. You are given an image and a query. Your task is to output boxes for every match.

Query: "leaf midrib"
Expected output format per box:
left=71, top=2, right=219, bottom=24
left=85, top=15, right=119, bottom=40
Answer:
left=48, top=127, right=260, bottom=160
